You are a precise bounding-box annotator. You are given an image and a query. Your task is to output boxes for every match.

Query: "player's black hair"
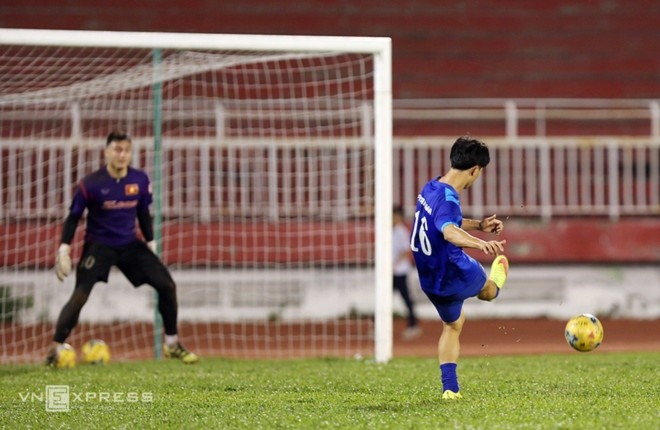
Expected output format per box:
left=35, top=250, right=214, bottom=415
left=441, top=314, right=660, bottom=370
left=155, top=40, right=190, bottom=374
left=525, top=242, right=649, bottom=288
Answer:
left=393, top=205, right=404, bottom=216
left=449, top=136, right=490, bottom=170
left=106, top=131, right=132, bottom=146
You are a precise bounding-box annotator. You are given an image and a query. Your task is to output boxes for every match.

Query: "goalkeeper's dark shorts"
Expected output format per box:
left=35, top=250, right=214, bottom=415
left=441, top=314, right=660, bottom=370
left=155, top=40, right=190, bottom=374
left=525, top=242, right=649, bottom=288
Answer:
left=74, top=240, right=174, bottom=293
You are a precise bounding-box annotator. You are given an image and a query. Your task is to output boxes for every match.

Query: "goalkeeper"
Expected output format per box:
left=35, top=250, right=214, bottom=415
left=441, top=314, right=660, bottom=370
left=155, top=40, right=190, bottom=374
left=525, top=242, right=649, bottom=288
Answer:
left=46, top=131, right=198, bottom=365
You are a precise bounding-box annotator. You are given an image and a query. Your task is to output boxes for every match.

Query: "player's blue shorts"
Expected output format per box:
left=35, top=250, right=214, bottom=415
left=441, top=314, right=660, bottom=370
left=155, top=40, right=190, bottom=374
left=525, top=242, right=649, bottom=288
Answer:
left=422, top=262, right=487, bottom=324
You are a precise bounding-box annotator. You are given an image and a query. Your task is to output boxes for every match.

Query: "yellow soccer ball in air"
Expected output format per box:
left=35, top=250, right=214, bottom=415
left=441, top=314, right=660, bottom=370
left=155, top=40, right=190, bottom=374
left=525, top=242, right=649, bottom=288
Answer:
left=565, top=314, right=604, bottom=352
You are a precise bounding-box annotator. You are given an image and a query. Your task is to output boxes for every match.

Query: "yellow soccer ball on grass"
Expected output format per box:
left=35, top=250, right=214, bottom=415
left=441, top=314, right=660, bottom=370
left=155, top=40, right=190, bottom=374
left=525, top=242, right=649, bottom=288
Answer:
left=55, top=343, right=77, bottom=368
left=81, top=339, right=111, bottom=365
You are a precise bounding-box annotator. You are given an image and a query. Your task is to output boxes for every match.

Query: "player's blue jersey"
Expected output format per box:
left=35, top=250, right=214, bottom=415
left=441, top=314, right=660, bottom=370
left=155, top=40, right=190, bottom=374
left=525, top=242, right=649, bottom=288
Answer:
left=410, top=178, right=482, bottom=296
left=70, top=166, right=152, bottom=247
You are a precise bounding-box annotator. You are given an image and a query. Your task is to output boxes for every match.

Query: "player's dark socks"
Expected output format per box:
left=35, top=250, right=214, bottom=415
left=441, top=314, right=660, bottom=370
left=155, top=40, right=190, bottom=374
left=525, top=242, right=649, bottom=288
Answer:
left=53, top=290, right=89, bottom=342
left=440, top=362, right=460, bottom=393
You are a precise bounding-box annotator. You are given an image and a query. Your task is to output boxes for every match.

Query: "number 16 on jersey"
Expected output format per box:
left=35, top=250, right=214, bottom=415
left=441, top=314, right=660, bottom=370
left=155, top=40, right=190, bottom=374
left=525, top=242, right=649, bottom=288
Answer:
left=410, top=211, right=432, bottom=256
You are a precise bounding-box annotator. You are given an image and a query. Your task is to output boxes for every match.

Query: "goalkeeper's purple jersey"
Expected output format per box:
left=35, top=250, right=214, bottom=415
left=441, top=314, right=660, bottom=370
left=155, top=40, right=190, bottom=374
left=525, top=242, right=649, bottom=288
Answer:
left=411, top=178, right=481, bottom=296
left=69, top=166, right=152, bottom=247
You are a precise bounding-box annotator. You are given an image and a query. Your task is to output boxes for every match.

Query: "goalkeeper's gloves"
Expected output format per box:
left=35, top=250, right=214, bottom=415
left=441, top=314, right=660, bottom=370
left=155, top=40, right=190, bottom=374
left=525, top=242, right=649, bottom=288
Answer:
left=147, top=240, right=157, bottom=254
left=55, top=244, right=72, bottom=282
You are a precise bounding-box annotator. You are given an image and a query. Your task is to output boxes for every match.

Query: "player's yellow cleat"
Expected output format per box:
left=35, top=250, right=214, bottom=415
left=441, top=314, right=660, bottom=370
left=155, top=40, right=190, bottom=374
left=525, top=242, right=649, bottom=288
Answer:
left=489, top=255, right=509, bottom=290
left=442, top=390, right=463, bottom=400
left=163, top=343, right=199, bottom=364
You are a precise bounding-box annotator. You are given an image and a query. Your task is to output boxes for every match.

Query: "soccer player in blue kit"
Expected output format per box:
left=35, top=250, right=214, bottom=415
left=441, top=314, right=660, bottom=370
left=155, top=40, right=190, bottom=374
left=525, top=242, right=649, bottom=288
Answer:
left=410, top=136, right=508, bottom=399
left=46, top=131, right=198, bottom=365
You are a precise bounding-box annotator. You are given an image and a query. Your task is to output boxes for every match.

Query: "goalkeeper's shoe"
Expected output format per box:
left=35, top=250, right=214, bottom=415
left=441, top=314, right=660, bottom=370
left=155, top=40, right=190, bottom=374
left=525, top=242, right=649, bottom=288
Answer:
left=442, top=390, right=463, bottom=400
left=489, top=255, right=509, bottom=290
left=163, top=342, right=199, bottom=364
left=44, top=345, right=58, bottom=368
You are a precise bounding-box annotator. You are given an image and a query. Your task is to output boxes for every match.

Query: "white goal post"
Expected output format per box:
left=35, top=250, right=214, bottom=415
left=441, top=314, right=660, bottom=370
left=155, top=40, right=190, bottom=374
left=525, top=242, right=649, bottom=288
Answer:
left=0, top=29, right=393, bottom=363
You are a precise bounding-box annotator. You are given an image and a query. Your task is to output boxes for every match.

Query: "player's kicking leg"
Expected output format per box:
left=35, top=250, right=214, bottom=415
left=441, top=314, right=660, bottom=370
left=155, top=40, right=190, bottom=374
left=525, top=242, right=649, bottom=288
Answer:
left=478, top=255, right=509, bottom=301
left=490, top=255, right=509, bottom=291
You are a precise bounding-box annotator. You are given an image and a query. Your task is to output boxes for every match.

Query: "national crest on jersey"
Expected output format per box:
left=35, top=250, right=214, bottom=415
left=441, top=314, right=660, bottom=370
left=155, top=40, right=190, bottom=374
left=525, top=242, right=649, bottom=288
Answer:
left=125, top=183, right=139, bottom=196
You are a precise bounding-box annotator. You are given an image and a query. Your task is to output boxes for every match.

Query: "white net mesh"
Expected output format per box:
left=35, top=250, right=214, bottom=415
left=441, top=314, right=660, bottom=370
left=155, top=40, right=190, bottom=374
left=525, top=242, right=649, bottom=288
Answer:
left=0, top=42, right=379, bottom=363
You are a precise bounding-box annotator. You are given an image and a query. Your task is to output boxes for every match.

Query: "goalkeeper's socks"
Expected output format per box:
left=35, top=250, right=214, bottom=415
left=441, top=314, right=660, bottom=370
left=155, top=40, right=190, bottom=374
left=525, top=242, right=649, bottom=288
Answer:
left=165, top=334, right=178, bottom=347
left=440, top=363, right=460, bottom=393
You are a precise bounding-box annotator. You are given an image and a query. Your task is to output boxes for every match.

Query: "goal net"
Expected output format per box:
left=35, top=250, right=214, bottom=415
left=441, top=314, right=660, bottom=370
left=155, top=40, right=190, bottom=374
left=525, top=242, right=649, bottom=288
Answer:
left=0, top=30, right=393, bottom=363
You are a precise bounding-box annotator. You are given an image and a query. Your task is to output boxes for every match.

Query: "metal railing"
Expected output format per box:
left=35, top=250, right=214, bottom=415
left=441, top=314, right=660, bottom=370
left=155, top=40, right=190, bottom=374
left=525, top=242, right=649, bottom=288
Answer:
left=1, top=99, right=658, bottom=221
left=392, top=99, right=660, bottom=220
left=394, top=136, right=659, bottom=221
left=393, top=98, right=660, bottom=139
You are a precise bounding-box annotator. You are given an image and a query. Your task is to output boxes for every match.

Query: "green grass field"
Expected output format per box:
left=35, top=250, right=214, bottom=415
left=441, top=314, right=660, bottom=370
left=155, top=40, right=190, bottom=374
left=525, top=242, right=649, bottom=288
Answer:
left=1, top=352, right=658, bottom=429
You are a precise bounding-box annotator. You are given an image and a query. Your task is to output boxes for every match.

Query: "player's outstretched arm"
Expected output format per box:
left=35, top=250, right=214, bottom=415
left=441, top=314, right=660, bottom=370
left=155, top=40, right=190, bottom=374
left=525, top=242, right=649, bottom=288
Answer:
left=442, top=224, right=506, bottom=255
left=478, top=239, right=506, bottom=256
left=479, top=214, right=504, bottom=234
left=462, top=214, right=504, bottom=234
